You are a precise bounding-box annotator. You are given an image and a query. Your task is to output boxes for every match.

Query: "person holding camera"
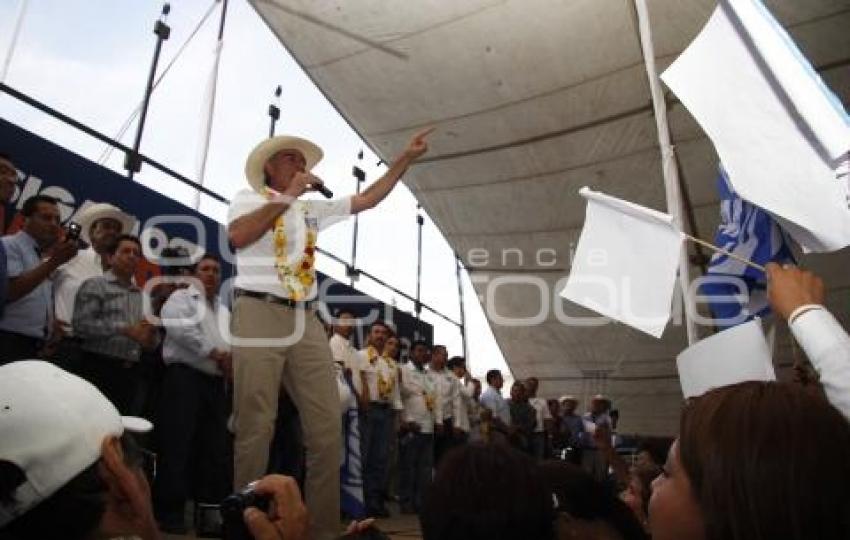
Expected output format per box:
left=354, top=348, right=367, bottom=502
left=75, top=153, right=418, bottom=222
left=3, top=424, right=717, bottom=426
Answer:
left=0, top=195, right=77, bottom=364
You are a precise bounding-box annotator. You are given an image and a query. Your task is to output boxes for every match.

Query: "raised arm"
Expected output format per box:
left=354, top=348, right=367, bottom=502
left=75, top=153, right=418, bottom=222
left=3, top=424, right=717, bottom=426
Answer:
left=767, top=263, right=850, bottom=421
left=6, top=239, right=77, bottom=302
left=350, top=127, right=434, bottom=214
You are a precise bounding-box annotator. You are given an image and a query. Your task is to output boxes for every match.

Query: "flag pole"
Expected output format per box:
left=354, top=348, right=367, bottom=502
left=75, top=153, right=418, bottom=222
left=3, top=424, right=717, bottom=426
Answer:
left=0, top=0, right=29, bottom=83
left=633, top=0, right=698, bottom=345
left=682, top=233, right=766, bottom=272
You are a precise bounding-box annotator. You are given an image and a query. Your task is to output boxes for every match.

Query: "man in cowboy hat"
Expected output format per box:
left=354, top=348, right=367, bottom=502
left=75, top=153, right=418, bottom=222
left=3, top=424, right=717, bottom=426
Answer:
left=52, top=202, right=134, bottom=369
left=580, top=394, right=613, bottom=481
left=227, top=127, right=433, bottom=540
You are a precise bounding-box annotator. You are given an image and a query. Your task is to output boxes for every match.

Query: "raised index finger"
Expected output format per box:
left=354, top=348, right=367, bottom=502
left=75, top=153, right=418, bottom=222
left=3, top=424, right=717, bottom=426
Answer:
left=413, top=126, right=436, bottom=141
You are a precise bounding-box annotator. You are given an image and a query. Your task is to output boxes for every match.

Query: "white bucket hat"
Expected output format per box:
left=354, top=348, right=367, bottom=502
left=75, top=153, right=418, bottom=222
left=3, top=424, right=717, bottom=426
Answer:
left=244, top=135, right=323, bottom=193
left=74, top=202, right=135, bottom=244
left=0, top=361, right=152, bottom=526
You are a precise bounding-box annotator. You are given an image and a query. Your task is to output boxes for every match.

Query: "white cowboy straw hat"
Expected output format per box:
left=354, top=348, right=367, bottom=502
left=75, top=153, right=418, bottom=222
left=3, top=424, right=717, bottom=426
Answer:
left=559, top=395, right=578, bottom=403
left=74, top=202, right=135, bottom=244
left=244, top=135, right=324, bottom=193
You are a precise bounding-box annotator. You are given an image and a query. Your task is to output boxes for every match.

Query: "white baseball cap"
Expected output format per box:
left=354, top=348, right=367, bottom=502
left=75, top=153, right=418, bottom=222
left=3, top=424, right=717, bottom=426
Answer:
left=0, top=361, right=152, bottom=526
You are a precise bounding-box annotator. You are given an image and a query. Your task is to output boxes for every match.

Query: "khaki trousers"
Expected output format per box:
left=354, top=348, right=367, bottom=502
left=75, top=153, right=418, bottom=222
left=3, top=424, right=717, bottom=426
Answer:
left=232, top=296, right=341, bottom=540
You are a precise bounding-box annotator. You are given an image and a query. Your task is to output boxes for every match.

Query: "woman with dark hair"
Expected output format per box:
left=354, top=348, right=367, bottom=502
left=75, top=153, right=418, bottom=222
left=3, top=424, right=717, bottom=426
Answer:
left=421, top=443, right=554, bottom=540
left=649, top=381, right=850, bottom=540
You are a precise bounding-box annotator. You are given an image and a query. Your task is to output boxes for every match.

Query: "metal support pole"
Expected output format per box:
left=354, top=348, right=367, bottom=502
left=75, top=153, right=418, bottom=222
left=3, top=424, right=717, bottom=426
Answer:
left=268, top=85, right=282, bottom=138
left=349, top=152, right=365, bottom=285
left=455, top=253, right=468, bottom=361
left=415, top=207, right=424, bottom=323
left=126, top=3, right=171, bottom=180
left=633, top=0, right=698, bottom=345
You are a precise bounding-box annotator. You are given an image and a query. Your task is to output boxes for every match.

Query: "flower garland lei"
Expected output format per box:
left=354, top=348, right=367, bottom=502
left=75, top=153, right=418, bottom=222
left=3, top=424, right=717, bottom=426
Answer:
left=264, top=187, right=317, bottom=301
left=367, top=346, right=394, bottom=400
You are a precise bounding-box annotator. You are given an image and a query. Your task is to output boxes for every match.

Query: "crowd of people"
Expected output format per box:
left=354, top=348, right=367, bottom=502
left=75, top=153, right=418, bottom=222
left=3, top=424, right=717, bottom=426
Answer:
left=2, top=129, right=850, bottom=540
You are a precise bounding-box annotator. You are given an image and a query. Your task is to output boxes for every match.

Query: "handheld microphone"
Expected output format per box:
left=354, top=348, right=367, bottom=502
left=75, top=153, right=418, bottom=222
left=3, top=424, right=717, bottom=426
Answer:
left=308, top=175, right=333, bottom=199
left=314, top=183, right=333, bottom=199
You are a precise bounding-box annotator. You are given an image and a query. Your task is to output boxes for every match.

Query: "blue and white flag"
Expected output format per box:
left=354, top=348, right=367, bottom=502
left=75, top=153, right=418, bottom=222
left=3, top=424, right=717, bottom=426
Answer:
left=700, top=165, right=795, bottom=328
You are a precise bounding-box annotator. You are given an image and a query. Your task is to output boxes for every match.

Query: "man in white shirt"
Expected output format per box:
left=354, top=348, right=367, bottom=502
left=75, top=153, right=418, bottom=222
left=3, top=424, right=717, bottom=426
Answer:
left=525, top=377, right=552, bottom=460
left=447, top=356, right=473, bottom=440
left=399, top=340, right=439, bottom=514
left=357, top=320, right=402, bottom=517
left=430, top=345, right=464, bottom=464
left=480, top=369, right=511, bottom=431
left=52, top=203, right=134, bottom=371
left=227, top=128, right=432, bottom=540
left=328, top=310, right=364, bottom=407
left=153, top=254, right=231, bottom=534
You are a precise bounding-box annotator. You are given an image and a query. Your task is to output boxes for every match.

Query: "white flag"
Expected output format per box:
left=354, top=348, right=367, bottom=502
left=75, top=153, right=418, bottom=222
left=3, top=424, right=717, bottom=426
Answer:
left=661, top=0, right=850, bottom=253
left=560, top=187, right=684, bottom=338
left=676, top=318, right=775, bottom=399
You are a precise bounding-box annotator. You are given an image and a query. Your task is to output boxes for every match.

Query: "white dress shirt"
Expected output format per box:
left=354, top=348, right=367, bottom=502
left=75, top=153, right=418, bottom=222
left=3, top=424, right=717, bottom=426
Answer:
left=329, top=333, right=361, bottom=394
left=357, top=348, right=403, bottom=410
left=430, top=367, right=463, bottom=423
left=454, top=376, right=476, bottom=433
left=54, top=247, right=105, bottom=334
left=790, top=307, right=850, bottom=421
left=529, top=396, right=552, bottom=433
left=161, top=286, right=230, bottom=376
left=227, top=189, right=351, bottom=300
left=400, top=362, right=440, bottom=434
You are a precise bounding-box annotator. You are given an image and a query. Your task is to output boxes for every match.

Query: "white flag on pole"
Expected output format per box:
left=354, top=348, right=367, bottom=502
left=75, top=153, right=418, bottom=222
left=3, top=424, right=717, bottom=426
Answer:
left=661, top=0, right=850, bottom=253
left=676, top=318, right=775, bottom=399
left=560, top=187, right=684, bottom=338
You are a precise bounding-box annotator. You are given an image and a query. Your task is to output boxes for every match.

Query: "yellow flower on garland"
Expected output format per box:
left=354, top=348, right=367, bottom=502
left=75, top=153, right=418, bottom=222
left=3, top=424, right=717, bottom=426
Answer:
left=263, top=187, right=319, bottom=300
left=424, top=392, right=436, bottom=412
left=365, top=346, right=394, bottom=400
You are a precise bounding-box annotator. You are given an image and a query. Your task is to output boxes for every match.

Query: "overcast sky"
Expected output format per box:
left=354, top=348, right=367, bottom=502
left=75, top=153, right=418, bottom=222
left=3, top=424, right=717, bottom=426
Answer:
left=0, top=0, right=510, bottom=380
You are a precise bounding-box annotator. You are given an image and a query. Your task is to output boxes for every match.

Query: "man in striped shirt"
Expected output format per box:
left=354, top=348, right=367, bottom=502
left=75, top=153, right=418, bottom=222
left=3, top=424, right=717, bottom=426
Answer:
left=73, top=234, right=158, bottom=414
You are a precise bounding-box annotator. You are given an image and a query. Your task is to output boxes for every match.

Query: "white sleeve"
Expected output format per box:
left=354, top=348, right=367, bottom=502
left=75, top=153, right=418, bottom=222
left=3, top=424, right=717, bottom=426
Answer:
left=312, top=197, right=352, bottom=231
left=790, top=308, right=850, bottom=421
left=227, top=189, right=266, bottom=224
left=452, top=378, right=463, bottom=423
left=328, top=337, right=346, bottom=363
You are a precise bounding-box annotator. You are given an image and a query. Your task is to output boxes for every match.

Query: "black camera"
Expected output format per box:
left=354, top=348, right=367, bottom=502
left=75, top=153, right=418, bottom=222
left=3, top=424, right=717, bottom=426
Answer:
left=65, top=221, right=82, bottom=242
left=220, top=485, right=271, bottom=540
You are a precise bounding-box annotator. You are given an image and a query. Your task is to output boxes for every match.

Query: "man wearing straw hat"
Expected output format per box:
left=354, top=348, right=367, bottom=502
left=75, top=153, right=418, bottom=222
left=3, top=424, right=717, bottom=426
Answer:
left=52, top=203, right=135, bottom=370
left=227, top=127, right=433, bottom=539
